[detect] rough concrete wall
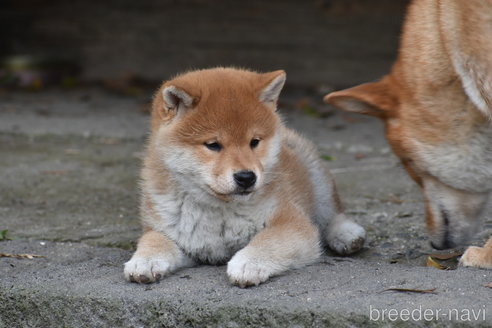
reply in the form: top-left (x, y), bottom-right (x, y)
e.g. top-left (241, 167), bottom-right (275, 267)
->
top-left (1, 0), bottom-right (408, 86)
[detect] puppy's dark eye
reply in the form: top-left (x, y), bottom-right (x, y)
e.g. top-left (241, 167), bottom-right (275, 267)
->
top-left (205, 142), bottom-right (222, 152)
top-left (250, 138), bottom-right (260, 149)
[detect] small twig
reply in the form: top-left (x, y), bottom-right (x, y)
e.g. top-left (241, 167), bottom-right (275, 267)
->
top-left (0, 252), bottom-right (45, 259)
top-left (381, 288), bottom-right (437, 294)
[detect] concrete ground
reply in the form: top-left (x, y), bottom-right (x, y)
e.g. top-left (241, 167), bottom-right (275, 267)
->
top-left (0, 88), bottom-right (491, 327)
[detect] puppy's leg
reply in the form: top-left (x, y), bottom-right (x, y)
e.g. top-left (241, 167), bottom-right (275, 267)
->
top-left (326, 213), bottom-right (366, 255)
top-left (227, 205), bottom-right (321, 288)
top-left (460, 236), bottom-right (492, 269)
top-left (124, 229), bottom-right (194, 283)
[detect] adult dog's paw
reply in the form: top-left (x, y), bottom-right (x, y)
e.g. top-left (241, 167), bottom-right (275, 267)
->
top-left (460, 246), bottom-right (492, 269)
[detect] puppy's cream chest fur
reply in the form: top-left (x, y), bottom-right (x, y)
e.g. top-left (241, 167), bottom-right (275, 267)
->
top-left (150, 192), bottom-right (276, 264)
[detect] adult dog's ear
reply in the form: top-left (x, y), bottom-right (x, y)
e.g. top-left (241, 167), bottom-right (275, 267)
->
top-left (324, 77), bottom-right (398, 119)
top-left (259, 70), bottom-right (286, 108)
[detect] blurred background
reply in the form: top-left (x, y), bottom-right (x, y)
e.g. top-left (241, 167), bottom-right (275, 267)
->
top-left (1, 0), bottom-right (409, 94)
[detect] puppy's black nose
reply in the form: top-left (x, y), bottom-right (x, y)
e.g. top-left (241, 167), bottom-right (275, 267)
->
top-left (233, 170), bottom-right (256, 189)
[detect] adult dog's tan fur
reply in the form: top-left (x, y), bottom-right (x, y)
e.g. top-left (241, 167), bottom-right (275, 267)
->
top-left (324, 0), bottom-right (492, 268)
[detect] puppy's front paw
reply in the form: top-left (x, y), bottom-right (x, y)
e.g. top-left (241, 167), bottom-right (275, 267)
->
top-left (460, 246), bottom-right (492, 269)
top-left (124, 256), bottom-right (172, 284)
top-left (227, 252), bottom-right (274, 288)
top-left (328, 220), bottom-right (366, 255)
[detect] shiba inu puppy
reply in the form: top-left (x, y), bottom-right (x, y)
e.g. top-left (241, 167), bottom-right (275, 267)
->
top-left (324, 0), bottom-right (492, 268)
top-left (124, 68), bottom-right (366, 286)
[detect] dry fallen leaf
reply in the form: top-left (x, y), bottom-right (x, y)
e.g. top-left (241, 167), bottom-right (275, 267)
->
top-left (0, 252), bottom-right (45, 259)
top-left (428, 251), bottom-right (463, 260)
top-left (384, 288), bottom-right (437, 294)
top-left (426, 256), bottom-right (446, 270)
top-left (485, 282), bottom-right (492, 289)
top-left (426, 253), bottom-right (460, 270)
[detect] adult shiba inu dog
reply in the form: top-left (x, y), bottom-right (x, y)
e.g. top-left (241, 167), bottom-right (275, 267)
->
top-left (124, 68), bottom-right (366, 287)
top-left (324, 0), bottom-right (492, 268)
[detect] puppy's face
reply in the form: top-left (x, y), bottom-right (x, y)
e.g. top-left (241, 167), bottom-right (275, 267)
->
top-left (324, 77), bottom-right (489, 249)
top-left (152, 68), bottom-right (285, 201)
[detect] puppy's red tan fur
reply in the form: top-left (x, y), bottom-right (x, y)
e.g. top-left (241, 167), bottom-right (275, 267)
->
top-left (324, 0), bottom-right (492, 268)
top-left (124, 68), bottom-right (366, 287)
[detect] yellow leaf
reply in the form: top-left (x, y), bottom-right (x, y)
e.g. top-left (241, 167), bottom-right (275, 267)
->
top-left (426, 256), bottom-right (446, 270)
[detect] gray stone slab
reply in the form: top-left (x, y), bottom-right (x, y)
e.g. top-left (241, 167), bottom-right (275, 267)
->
top-left (1, 240), bottom-right (491, 328)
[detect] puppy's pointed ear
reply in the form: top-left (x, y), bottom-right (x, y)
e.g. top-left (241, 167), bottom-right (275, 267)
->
top-left (323, 78), bottom-right (398, 119)
top-left (259, 70), bottom-right (286, 107)
top-left (154, 83), bottom-right (198, 121)
top-left (162, 85), bottom-right (194, 111)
